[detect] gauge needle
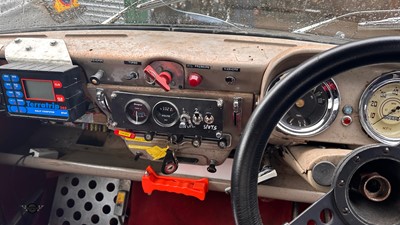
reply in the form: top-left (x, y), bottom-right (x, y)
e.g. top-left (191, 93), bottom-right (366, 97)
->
top-left (136, 111), bottom-right (138, 123)
top-left (372, 106), bottom-right (400, 125)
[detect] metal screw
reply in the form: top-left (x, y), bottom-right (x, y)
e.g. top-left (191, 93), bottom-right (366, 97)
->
top-left (217, 98), bottom-right (224, 108)
top-left (218, 141), bottom-right (227, 149)
top-left (14, 39), bottom-right (21, 44)
top-left (111, 93), bottom-right (117, 99)
top-left (50, 41), bottom-right (58, 46)
top-left (216, 131), bottom-right (223, 139)
top-left (25, 46), bottom-right (32, 51)
top-left (354, 155), bottom-right (361, 163)
top-left (384, 147), bottom-right (390, 154)
top-left (111, 122), bottom-right (118, 127)
top-left (342, 207), bottom-right (350, 214)
top-left (192, 139), bottom-right (201, 148)
top-left (338, 180), bottom-right (345, 187)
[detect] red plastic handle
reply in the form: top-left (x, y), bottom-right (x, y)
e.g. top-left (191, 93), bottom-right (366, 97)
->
top-left (144, 65), bottom-right (172, 91)
top-left (142, 166), bottom-right (209, 200)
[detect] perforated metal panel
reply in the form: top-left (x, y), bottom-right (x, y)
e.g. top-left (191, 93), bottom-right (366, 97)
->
top-left (49, 174), bottom-right (122, 225)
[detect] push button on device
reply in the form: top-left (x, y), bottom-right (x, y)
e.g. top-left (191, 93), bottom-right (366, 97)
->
top-left (10, 106), bottom-right (18, 113)
top-left (10, 75), bottom-right (19, 82)
top-left (18, 107), bottom-right (27, 113)
top-left (2, 75), bottom-right (10, 82)
top-left (15, 91), bottom-right (24, 98)
top-left (12, 83), bottom-right (22, 90)
top-left (56, 95), bottom-right (65, 102)
top-left (4, 83), bottom-right (12, 90)
top-left (53, 80), bottom-right (62, 88)
top-left (17, 99), bottom-right (25, 106)
top-left (8, 98), bottom-right (17, 105)
top-left (6, 91), bottom-right (15, 98)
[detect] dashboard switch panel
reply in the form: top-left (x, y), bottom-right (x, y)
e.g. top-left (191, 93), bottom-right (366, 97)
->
top-left (109, 91), bottom-right (224, 139)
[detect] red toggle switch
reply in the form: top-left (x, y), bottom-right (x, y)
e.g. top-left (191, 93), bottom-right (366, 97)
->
top-left (144, 65), bottom-right (172, 91)
top-left (188, 73), bottom-right (202, 87)
top-left (142, 166), bottom-right (209, 200)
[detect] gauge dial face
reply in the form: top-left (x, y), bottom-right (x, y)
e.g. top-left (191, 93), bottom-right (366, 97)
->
top-left (360, 74), bottom-right (400, 145)
top-left (125, 99), bottom-right (151, 125)
top-left (277, 79), bottom-right (340, 137)
top-left (152, 101), bottom-right (180, 127)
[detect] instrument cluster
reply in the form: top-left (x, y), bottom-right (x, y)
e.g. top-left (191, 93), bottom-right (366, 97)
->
top-left (269, 68), bottom-right (400, 146)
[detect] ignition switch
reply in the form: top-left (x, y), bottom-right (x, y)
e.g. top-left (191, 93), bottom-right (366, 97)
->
top-left (144, 65), bottom-right (172, 91)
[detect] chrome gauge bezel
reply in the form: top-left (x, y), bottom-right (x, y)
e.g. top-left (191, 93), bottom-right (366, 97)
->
top-left (125, 98), bottom-right (151, 125)
top-left (359, 73), bottom-right (400, 146)
top-left (152, 100), bottom-right (180, 128)
top-left (276, 79), bottom-right (340, 137)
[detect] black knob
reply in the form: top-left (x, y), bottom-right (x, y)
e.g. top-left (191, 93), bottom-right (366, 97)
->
top-left (207, 160), bottom-right (217, 173)
top-left (169, 134), bottom-right (183, 144)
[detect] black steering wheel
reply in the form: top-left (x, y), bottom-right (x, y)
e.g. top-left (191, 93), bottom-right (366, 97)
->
top-left (231, 36), bottom-right (400, 225)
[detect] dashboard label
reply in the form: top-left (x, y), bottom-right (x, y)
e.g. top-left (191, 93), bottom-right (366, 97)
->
top-left (222, 67), bottom-right (240, 72)
top-left (26, 108), bottom-right (69, 117)
top-left (186, 64), bottom-right (211, 70)
top-left (203, 124), bottom-right (218, 130)
top-left (124, 61), bottom-right (142, 65)
top-left (26, 101), bottom-right (61, 109)
top-left (90, 59), bottom-right (104, 63)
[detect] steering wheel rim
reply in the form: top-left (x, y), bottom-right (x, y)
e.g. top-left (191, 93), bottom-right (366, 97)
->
top-left (231, 36), bottom-right (400, 225)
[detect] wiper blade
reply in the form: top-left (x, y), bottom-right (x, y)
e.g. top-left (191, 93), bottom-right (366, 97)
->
top-left (293, 9), bottom-right (400, 34)
top-left (101, 1), bottom-right (139, 25)
top-left (358, 17), bottom-right (400, 30)
top-left (136, 0), bottom-right (185, 10)
top-left (137, 0), bottom-right (241, 29)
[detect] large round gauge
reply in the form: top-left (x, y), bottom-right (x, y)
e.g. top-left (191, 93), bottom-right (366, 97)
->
top-left (152, 101), bottom-right (180, 127)
top-left (273, 76), bottom-right (340, 137)
top-left (125, 99), bottom-right (151, 125)
top-left (359, 72), bottom-right (400, 146)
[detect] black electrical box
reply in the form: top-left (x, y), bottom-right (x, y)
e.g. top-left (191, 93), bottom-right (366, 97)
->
top-left (0, 62), bottom-right (88, 121)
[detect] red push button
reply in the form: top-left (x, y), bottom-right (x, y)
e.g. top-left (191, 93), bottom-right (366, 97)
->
top-left (56, 94), bottom-right (65, 102)
top-left (188, 73), bottom-right (202, 87)
top-left (53, 80), bottom-right (63, 88)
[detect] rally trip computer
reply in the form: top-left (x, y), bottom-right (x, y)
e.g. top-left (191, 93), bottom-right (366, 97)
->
top-left (0, 62), bottom-right (87, 121)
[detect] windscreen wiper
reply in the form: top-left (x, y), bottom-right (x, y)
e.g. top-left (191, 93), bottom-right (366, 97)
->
top-left (293, 9), bottom-right (400, 34)
top-left (358, 17), bottom-right (400, 30)
top-left (136, 0), bottom-right (185, 10)
top-left (101, 1), bottom-right (139, 24)
top-left (136, 0), bottom-right (241, 29)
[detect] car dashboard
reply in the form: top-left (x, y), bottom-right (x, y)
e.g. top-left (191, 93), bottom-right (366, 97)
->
top-left (0, 29), bottom-right (399, 203)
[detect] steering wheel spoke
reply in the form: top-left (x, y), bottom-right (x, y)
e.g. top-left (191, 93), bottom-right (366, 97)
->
top-left (286, 190), bottom-right (345, 225)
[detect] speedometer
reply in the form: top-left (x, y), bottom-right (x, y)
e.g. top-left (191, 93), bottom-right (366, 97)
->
top-left (359, 72), bottom-right (400, 146)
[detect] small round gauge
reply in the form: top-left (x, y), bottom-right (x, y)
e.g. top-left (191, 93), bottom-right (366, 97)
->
top-left (274, 78), bottom-right (340, 137)
top-left (125, 99), bottom-right (151, 125)
top-left (152, 101), bottom-right (180, 127)
top-left (359, 72), bottom-right (400, 146)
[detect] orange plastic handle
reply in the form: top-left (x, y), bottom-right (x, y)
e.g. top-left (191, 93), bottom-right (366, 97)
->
top-left (142, 166), bottom-right (209, 200)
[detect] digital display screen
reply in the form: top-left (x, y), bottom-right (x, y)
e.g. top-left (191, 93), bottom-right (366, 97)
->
top-left (23, 80), bottom-right (55, 101)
